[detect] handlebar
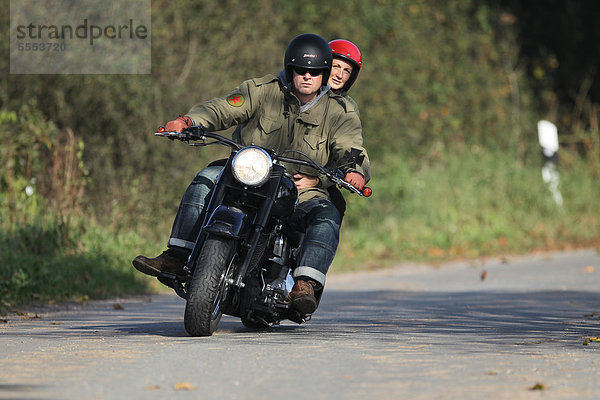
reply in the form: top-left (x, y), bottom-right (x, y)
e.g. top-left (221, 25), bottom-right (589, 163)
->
top-left (155, 126), bottom-right (372, 197)
top-left (156, 126), bottom-right (243, 150)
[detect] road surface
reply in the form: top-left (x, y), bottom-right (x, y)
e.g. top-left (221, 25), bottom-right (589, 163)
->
top-left (1, 250), bottom-right (599, 399)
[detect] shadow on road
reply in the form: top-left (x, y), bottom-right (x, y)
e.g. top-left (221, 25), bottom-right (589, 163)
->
top-left (3, 289), bottom-right (599, 347)
top-left (310, 289), bottom-right (600, 349)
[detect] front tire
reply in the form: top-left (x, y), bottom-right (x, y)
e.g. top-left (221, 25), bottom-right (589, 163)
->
top-left (184, 237), bottom-right (235, 336)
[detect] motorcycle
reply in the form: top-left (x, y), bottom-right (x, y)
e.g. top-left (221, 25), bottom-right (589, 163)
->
top-left (155, 125), bottom-right (371, 336)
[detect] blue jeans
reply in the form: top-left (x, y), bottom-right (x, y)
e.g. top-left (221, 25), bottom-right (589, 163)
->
top-left (168, 166), bottom-right (222, 250)
top-left (286, 198), bottom-right (341, 285)
top-left (168, 167), bottom-right (341, 286)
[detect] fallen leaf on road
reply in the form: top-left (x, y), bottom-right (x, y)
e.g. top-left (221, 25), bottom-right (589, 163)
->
top-left (21, 313), bottom-right (41, 320)
top-left (582, 265), bottom-right (595, 273)
top-left (113, 303), bottom-right (124, 310)
top-left (144, 385), bottom-right (160, 390)
top-left (529, 383), bottom-right (545, 391)
top-left (480, 270), bottom-right (488, 281)
top-left (583, 337), bottom-right (600, 345)
top-left (174, 382), bottom-right (196, 391)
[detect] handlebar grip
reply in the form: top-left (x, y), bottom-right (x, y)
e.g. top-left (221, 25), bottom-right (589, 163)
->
top-left (337, 180), bottom-right (371, 197)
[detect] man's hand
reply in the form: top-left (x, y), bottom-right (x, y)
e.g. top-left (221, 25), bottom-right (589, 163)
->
top-left (293, 174), bottom-right (320, 189)
top-left (344, 172), bottom-right (366, 190)
top-left (164, 115), bottom-right (193, 133)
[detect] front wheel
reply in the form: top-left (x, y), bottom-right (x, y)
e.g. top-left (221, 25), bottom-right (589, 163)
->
top-left (184, 237), bottom-right (236, 336)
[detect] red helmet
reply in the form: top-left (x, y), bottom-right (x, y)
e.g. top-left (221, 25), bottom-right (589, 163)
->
top-left (329, 39), bottom-right (362, 91)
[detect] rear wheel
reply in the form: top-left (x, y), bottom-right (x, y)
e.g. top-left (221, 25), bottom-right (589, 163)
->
top-left (184, 237), bottom-right (236, 336)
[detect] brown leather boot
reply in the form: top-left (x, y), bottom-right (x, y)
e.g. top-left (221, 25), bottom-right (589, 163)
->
top-left (132, 249), bottom-right (187, 279)
top-left (287, 279), bottom-right (318, 314)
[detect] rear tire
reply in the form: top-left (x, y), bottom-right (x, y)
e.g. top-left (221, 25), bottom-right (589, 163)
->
top-left (184, 237), bottom-right (235, 336)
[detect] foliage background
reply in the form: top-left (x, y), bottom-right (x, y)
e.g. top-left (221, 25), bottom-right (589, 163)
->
top-left (1, 0), bottom-right (599, 306)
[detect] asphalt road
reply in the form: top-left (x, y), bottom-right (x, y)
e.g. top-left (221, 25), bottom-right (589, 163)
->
top-left (1, 250), bottom-right (599, 399)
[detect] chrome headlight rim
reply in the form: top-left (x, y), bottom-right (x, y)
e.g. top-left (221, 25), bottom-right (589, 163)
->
top-left (231, 146), bottom-right (273, 187)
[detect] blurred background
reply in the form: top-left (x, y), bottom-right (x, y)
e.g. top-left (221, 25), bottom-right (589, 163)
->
top-left (1, 0), bottom-right (599, 306)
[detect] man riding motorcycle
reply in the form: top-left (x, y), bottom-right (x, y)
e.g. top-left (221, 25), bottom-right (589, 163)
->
top-left (133, 33), bottom-right (370, 315)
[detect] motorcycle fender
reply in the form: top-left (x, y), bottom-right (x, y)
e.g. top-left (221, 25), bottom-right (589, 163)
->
top-left (204, 205), bottom-right (248, 239)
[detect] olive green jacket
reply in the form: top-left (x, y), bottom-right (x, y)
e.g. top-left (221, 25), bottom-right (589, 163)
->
top-left (186, 74), bottom-right (370, 202)
top-left (340, 93), bottom-right (360, 118)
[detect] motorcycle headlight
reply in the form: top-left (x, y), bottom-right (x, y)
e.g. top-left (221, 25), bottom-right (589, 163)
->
top-left (232, 147), bottom-right (272, 187)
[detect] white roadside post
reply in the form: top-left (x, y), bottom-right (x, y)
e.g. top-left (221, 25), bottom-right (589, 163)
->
top-left (537, 120), bottom-right (563, 207)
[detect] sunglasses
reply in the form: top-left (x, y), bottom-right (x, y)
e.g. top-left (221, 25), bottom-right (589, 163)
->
top-left (293, 67), bottom-right (323, 77)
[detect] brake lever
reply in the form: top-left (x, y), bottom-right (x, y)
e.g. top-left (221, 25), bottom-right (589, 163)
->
top-left (155, 126), bottom-right (198, 142)
top-left (155, 126), bottom-right (180, 138)
top-left (328, 172), bottom-right (372, 197)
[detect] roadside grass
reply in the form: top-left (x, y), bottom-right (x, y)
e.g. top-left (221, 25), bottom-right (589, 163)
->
top-left (334, 146), bottom-right (600, 270)
top-left (0, 218), bottom-right (160, 312)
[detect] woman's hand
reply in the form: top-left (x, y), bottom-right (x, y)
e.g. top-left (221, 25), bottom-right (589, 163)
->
top-left (293, 174), bottom-right (320, 189)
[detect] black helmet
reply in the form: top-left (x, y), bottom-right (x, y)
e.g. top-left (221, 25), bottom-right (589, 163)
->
top-left (284, 33), bottom-right (332, 87)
